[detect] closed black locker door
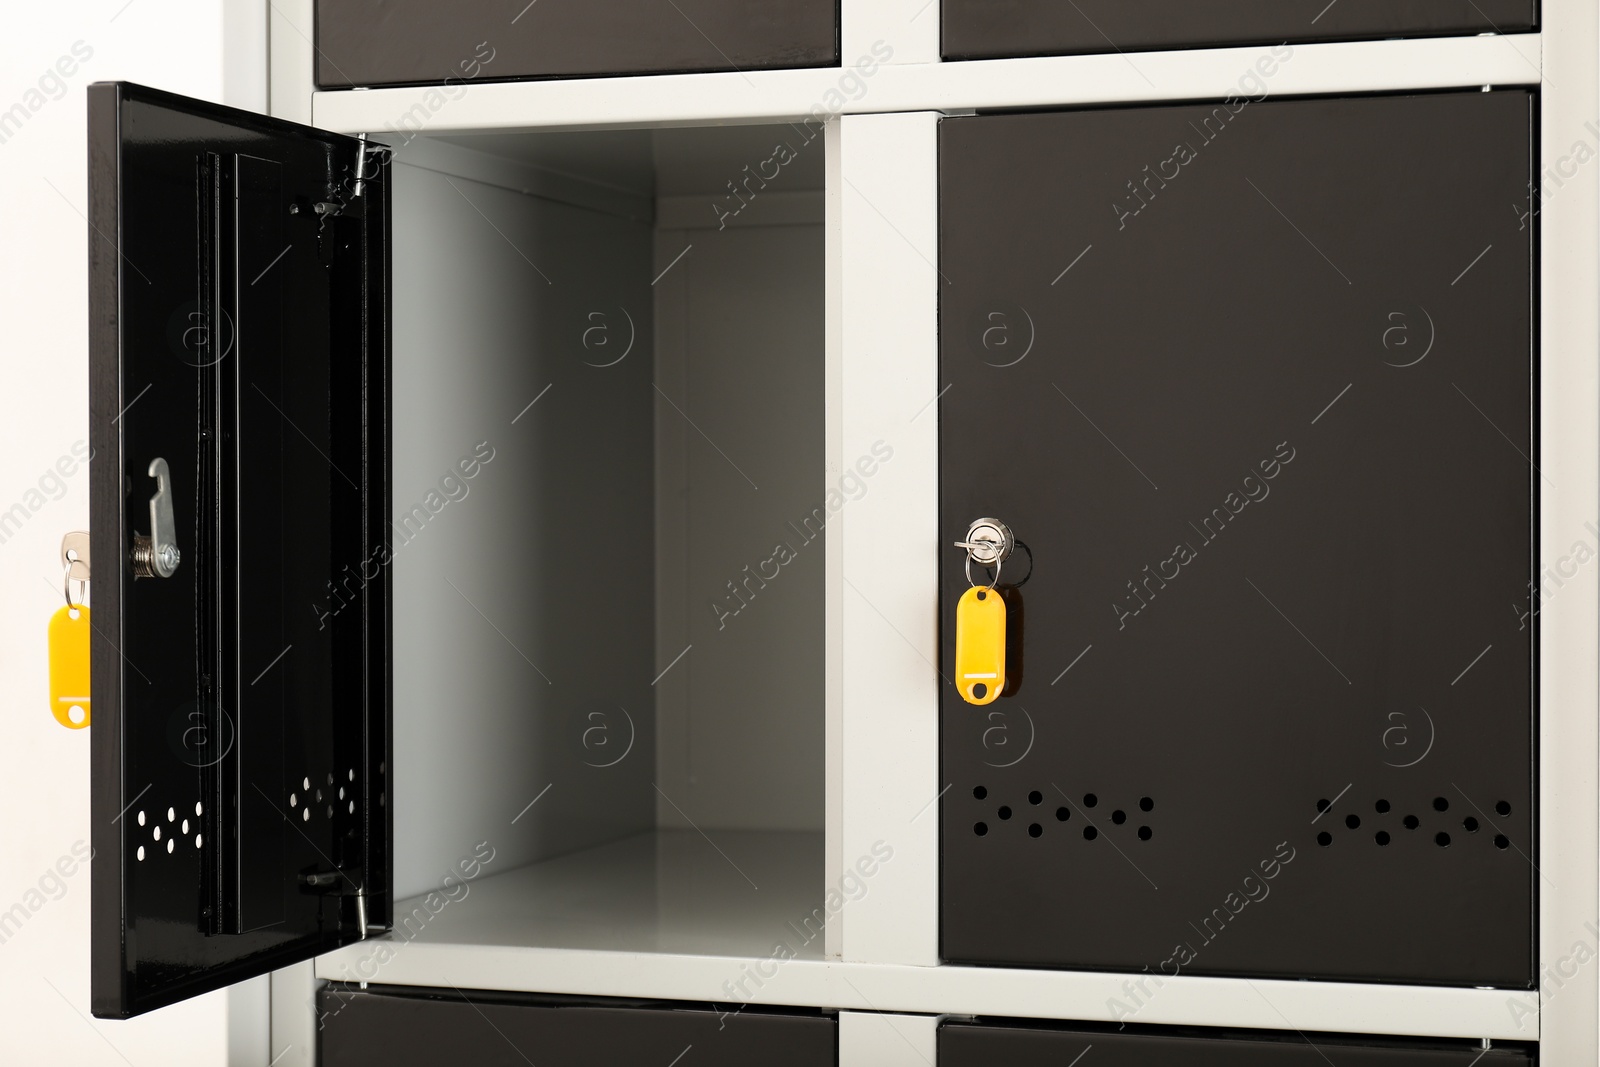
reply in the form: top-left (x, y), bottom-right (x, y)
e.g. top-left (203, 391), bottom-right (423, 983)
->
top-left (939, 1021), bottom-right (1534, 1065)
top-left (942, 1), bottom-right (1536, 61)
top-left (88, 82), bottom-right (390, 1018)
top-left (317, 986), bottom-right (838, 1066)
top-left (938, 92), bottom-right (1534, 986)
top-left (312, 0), bottom-right (840, 89)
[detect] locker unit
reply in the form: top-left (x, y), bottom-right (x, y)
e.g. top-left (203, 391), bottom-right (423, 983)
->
top-left (317, 986), bottom-right (837, 1067)
top-left (939, 1019), bottom-right (1534, 1065)
top-left (80, 0), bottom-right (1597, 1061)
top-left (312, 0), bottom-right (840, 88)
top-left (941, 1), bottom-right (1537, 61)
top-left (937, 91), bottom-right (1536, 985)
top-left (90, 82), bottom-right (828, 1018)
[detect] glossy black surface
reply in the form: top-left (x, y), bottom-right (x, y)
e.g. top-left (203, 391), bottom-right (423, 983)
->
top-left (940, 1021), bottom-right (1534, 1065)
top-left (88, 81), bottom-right (390, 1018)
top-left (313, 0), bottom-right (840, 89)
top-left (318, 986), bottom-right (837, 1066)
top-left (942, 0), bottom-right (1536, 60)
top-left (939, 92), bottom-right (1535, 985)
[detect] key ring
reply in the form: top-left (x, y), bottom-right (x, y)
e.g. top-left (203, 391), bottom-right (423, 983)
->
top-left (965, 553), bottom-right (1002, 590)
top-left (63, 553), bottom-right (87, 611)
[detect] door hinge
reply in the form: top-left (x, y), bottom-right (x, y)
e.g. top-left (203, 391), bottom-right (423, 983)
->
top-left (299, 868), bottom-right (370, 938)
top-left (352, 133), bottom-right (391, 200)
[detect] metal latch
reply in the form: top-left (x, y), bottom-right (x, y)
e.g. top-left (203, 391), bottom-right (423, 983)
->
top-left (130, 457), bottom-right (179, 579)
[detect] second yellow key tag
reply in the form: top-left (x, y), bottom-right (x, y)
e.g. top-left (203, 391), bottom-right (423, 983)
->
top-left (955, 585), bottom-right (1006, 706)
top-left (49, 604), bottom-right (92, 729)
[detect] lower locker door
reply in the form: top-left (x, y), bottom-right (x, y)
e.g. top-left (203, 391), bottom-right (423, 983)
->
top-left (317, 985), bottom-right (838, 1067)
top-left (939, 1021), bottom-right (1533, 1065)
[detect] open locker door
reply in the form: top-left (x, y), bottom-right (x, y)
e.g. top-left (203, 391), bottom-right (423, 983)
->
top-left (87, 82), bottom-right (390, 1018)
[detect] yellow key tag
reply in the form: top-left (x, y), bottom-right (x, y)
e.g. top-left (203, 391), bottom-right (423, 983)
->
top-left (955, 585), bottom-right (1005, 705)
top-left (48, 604), bottom-right (91, 729)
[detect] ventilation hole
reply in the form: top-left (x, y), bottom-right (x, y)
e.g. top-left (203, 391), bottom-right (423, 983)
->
top-left (301, 808), bottom-right (310, 822)
top-left (1375, 799), bottom-right (1390, 814)
top-left (998, 805), bottom-right (1012, 820)
top-left (1137, 825), bottom-right (1152, 841)
top-left (972, 682), bottom-right (988, 699)
top-left (348, 801), bottom-right (355, 814)
top-left (195, 802), bottom-right (203, 816)
top-left (1375, 831), bottom-right (1390, 846)
top-left (1345, 814), bottom-right (1360, 830)
top-left (1494, 834), bottom-right (1510, 850)
top-left (1028, 823), bottom-right (1042, 838)
top-left (167, 807), bottom-right (175, 822)
top-left (326, 805), bottom-right (334, 818)
top-left (1316, 798), bottom-right (1330, 813)
top-left (974, 822), bottom-right (988, 836)
top-left (1316, 831), bottom-right (1332, 847)
top-left (315, 789), bottom-right (323, 802)
top-left (195, 834), bottom-right (202, 848)
top-left (1496, 800), bottom-right (1512, 816)
top-left (303, 777), bottom-right (311, 790)
top-left (1435, 832), bottom-right (1451, 847)
top-left (327, 773), bottom-right (335, 785)
top-left (1028, 790), bottom-right (1043, 806)
top-left (378, 762), bottom-right (385, 775)
top-left (137, 811), bottom-right (145, 827)
top-left (136, 846), bottom-right (145, 861)
top-left (379, 792), bottom-right (385, 807)
top-left (1083, 826), bottom-right (1098, 841)
top-left (1463, 817), bottom-right (1480, 833)
top-left (1084, 793), bottom-right (1098, 808)
top-left (166, 839), bottom-right (174, 854)
top-left (153, 826), bottom-right (161, 841)
top-left (1403, 814), bottom-right (1420, 830)
top-left (1139, 796), bottom-right (1154, 812)
top-left (1433, 796), bottom-right (1449, 812)
top-left (1055, 807), bottom-right (1070, 822)
top-left (181, 819), bottom-right (189, 835)
top-left (289, 793), bottom-right (298, 807)
top-left (973, 786), bottom-right (988, 800)
top-left (339, 787), bottom-right (346, 800)
top-left (1111, 809), bottom-right (1126, 825)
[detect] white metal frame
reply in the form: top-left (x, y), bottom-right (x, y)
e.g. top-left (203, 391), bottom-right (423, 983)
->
top-left (266, 2), bottom-right (1597, 1058)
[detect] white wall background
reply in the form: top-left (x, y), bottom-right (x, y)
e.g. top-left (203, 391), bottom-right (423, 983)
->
top-left (0, 1), bottom-right (264, 1062)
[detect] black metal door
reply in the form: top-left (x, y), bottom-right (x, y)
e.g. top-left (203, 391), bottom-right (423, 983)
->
top-left (939, 1021), bottom-right (1534, 1065)
top-left (318, 986), bottom-right (838, 1066)
top-left (942, 1), bottom-right (1536, 61)
top-left (312, 0), bottom-right (839, 89)
top-left (939, 91), bottom-right (1534, 986)
top-left (88, 82), bottom-right (390, 1018)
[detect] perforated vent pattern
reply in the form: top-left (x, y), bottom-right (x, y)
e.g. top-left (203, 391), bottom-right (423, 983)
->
top-left (968, 785), bottom-right (1156, 842)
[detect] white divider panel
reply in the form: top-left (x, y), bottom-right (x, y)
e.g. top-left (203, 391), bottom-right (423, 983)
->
top-left (825, 117), bottom-right (845, 959)
top-left (842, 0), bottom-right (941, 69)
top-left (1538, 0), bottom-right (1600, 1061)
top-left (837, 111), bottom-right (941, 967)
top-left (839, 1011), bottom-right (940, 1067)
top-left (309, 36), bottom-right (1540, 136)
top-left (266, 0), bottom-right (314, 124)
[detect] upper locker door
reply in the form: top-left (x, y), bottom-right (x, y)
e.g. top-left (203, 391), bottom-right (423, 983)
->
top-left (942, 1), bottom-right (1537, 60)
top-left (88, 82), bottom-right (390, 1018)
top-left (939, 91), bottom-right (1534, 986)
